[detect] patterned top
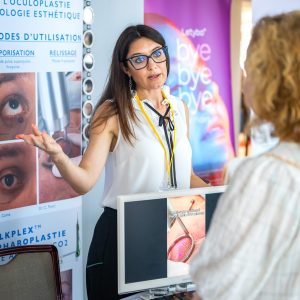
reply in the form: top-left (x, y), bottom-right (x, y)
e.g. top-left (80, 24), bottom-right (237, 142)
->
top-left (190, 141), bottom-right (300, 300)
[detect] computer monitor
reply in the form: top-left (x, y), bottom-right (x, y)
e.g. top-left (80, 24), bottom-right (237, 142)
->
top-left (117, 186), bottom-right (227, 297)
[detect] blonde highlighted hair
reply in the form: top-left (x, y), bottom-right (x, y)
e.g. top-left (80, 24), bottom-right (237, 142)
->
top-left (245, 10), bottom-right (300, 142)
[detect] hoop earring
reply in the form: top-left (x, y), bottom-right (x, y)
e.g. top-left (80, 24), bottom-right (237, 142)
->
top-left (129, 76), bottom-right (136, 97)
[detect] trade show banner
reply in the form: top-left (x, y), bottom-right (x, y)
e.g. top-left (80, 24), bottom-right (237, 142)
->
top-left (144, 0), bottom-right (235, 185)
top-left (0, 1), bottom-right (83, 299)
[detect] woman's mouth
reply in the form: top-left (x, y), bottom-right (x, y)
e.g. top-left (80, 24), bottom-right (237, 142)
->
top-left (148, 74), bottom-right (161, 80)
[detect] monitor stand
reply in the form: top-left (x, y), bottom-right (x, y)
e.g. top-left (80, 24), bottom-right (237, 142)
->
top-left (138, 282), bottom-right (196, 300)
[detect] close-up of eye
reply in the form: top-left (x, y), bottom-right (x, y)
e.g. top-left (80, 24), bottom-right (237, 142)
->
top-left (1, 94), bottom-right (27, 124)
top-left (0, 143), bottom-right (37, 210)
top-left (0, 73), bottom-right (35, 141)
top-left (0, 170), bottom-right (22, 192)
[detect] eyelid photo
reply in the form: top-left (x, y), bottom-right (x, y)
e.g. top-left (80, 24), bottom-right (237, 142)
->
top-left (167, 195), bottom-right (205, 265)
top-left (0, 142), bottom-right (37, 211)
top-left (37, 71), bottom-right (82, 203)
top-left (0, 72), bottom-right (36, 142)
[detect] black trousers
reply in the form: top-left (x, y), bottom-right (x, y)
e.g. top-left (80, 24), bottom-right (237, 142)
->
top-left (86, 207), bottom-right (135, 300)
top-left (86, 207), bottom-right (119, 300)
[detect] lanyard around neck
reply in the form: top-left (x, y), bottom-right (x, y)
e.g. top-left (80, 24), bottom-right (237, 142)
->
top-left (135, 91), bottom-right (177, 181)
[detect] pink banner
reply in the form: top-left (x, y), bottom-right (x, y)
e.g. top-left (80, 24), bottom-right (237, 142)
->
top-left (145, 0), bottom-right (234, 185)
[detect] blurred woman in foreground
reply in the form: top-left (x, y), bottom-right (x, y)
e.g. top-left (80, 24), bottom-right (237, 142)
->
top-left (190, 10), bottom-right (300, 300)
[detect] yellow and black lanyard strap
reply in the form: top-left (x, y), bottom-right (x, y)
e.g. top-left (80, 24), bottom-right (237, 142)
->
top-left (135, 92), bottom-right (177, 188)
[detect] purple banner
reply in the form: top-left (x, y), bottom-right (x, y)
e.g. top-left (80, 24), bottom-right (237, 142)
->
top-left (145, 0), bottom-right (234, 185)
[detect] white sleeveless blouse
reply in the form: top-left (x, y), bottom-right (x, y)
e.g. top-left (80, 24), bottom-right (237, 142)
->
top-left (102, 88), bottom-right (192, 209)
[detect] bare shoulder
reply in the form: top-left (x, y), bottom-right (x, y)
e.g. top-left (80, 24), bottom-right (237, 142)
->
top-left (180, 100), bottom-right (190, 123)
top-left (181, 100), bottom-right (189, 115)
top-left (179, 100), bottom-right (190, 134)
top-left (93, 99), bottom-right (116, 117)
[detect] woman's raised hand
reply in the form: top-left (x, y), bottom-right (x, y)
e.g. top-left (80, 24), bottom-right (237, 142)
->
top-left (16, 124), bottom-right (63, 158)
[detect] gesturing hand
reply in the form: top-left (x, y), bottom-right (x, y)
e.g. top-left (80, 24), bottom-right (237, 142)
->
top-left (16, 124), bottom-right (63, 159)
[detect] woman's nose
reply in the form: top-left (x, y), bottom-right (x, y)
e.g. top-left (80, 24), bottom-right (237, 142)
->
top-left (147, 57), bottom-right (157, 69)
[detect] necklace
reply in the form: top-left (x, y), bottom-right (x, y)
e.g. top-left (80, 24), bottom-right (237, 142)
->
top-left (135, 90), bottom-right (177, 188)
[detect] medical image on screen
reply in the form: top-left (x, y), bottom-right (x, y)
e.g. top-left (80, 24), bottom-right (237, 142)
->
top-left (167, 195), bottom-right (205, 277)
top-left (122, 191), bottom-right (222, 292)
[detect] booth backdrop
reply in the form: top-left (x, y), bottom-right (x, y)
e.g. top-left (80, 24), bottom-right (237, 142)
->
top-left (0, 1), bottom-right (84, 299)
top-left (144, 0), bottom-right (235, 185)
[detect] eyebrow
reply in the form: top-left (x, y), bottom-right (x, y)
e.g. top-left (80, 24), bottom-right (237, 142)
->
top-left (0, 73), bottom-right (18, 86)
top-left (0, 146), bottom-right (24, 160)
top-left (129, 46), bottom-right (162, 58)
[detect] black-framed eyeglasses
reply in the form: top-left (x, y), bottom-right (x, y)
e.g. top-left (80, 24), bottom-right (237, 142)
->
top-left (124, 46), bottom-right (168, 70)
